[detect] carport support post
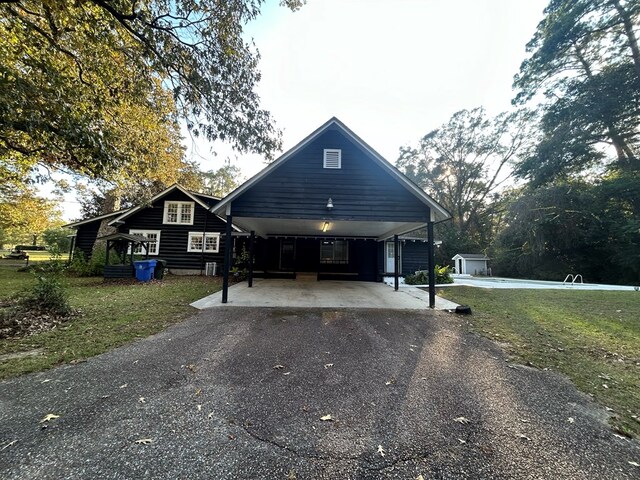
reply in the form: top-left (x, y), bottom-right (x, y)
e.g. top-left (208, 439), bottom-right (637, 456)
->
top-left (427, 219), bottom-right (436, 308)
top-left (222, 205), bottom-right (233, 304)
top-left (394, 234), bottom-right (399, 291)
top-left (248, 231), bottom-right (255, 287)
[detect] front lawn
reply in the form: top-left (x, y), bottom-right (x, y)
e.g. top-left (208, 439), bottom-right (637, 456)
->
top-left (0, 267), bottom-right (221, 379)
top-left (438, 287), bottom-right (640, 437)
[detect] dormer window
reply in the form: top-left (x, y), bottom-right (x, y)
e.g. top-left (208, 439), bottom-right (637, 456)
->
top-left (323, 149), bottom-right (341, 169)
top-left (163, 201), bottom-right (194, 225)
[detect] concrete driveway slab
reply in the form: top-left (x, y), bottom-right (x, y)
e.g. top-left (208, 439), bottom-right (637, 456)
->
top-left (190, 279), bottom-right (460, 310)
top-left (1, 307), bottom-right (638, 479)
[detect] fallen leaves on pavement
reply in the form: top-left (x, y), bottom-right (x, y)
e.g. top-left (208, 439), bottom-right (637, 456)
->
top-left (40, 414), bottom-right (60, 423)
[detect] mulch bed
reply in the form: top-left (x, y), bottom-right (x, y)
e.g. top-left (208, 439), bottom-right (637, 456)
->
top-left (0, 299), bottom-right (76, 340)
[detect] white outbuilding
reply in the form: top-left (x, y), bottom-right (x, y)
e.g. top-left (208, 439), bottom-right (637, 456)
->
top-left (452, 253), bottom-right (490, 276)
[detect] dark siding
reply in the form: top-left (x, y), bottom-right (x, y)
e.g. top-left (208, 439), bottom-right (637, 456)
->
top-left (402, 241), bottom-right (429, 274)
top-left (122, 190), bottom-right (228, 271)
top-left (231, 127), bottom-right (430, 222)
top-left (74, 222), bottom-right (101, 259)
top-left (376, 240), bottom-right (429, 276)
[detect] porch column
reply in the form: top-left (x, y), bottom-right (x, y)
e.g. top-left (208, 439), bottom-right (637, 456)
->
top-left (427, 219), bottom-right (436, 308)
top-left (394, 234), bottom-right (399, 291)
top-left (222, 204), bottom-right (233, 304)
top-left (248, 230), bottom-right (255, 287)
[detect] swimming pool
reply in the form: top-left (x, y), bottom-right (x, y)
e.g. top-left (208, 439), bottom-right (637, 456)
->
top-left (447, 275), bottom-right (638, 291)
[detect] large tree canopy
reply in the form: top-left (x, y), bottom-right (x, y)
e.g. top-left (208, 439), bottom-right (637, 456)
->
top-left (397, 108), bottom-right (530, 255)
top-left (514, 0), bottom-right (640, 183)
top-left (0, 0), bottom-right (302, 188)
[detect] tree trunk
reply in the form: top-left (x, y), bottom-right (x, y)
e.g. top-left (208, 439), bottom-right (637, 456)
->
top-left (93, 190), bottom-right (121, 252)
top-left (574, 43), bottom-right (636, 166)
top-left (611, 0), bottom-right (640, 81)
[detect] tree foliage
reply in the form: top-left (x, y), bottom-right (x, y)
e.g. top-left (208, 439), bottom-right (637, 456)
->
top-left (0, 189), bottom-right (63, 247)
top-left (397, 108), bottom-right (530, 256)
top-left (1, 1), bottom-right (302, 188)
top-left (492, 177), bottom-right (640, 283)
top-left (514, 0), bottom-right (640, 183)
top-left (489, 0), bottom-right (640, 284)
top-left (42, 227), bottom-right (73, 253)
top-left (198, 161), bottom-right (245, 198)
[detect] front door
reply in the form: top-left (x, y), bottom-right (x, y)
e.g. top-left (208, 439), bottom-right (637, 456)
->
top-left (386, 241), bottom-right (401, 273)
top-left (280, 239), bottom-right (295, 271)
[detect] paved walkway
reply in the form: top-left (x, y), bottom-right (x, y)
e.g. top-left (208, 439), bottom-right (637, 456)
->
top-left (191, 279), bottom-right (460, 310)
top-left (1, 307), bottom-right (638, 479)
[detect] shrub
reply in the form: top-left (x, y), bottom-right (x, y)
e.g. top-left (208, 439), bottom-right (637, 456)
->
top-left (68, 246), bottom-right (110, 277)
top-left (435, 264), bottom-right (454, 284)
top-left (405, 271), bottom-right (428, 285)
top-left (230, 246), bottom-right (250, 281)
top-left (19, 253), bottom-right (71, 316)
top-left (404, 265), bottom-right (454, 285)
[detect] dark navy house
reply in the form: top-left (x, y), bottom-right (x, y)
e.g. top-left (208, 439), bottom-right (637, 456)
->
top-left (213, 118), bottom-right (450, 306)
top-left (66, 118), bottom-right (450, 307)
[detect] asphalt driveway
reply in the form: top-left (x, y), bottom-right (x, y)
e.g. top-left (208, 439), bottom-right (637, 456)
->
top-left (1, 307), bottom-right (638, 479)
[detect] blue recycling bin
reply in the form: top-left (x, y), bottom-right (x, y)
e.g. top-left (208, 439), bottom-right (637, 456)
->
top-left (134, 259), bottom-right (157, 282)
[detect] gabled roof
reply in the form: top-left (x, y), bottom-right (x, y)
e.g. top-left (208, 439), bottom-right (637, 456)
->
top-left (108, 184), bottom-right (213, 226)
top-left (452, 253), bottom-right (490, 260)
top-left (212, 117), bottom-right (451, 223)
top-left (63, 208), bottom-right (131, 229)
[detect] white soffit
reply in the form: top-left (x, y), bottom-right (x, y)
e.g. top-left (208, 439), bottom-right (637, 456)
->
top-left (231, 217), bottom-right (426, 240)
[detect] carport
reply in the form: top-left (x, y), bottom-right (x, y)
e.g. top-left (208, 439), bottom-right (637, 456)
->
top-left (211, 118), bottom-right (451, 307)
top-left (211, 117), bottom-right (451, 308)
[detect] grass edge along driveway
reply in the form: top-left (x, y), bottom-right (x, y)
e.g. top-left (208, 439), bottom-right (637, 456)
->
top-left (438, 286), bottom-right (640, 438)
top-left (0, 268), bottom-right (221, 380)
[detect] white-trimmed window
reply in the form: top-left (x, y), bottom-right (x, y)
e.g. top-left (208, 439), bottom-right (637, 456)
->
top-left (323, 149), bottom-right (342, 169)
top-left (187, 232), bottom-right (220, 253)
top-left (128, 230), bottom-right (160, 256)
top-left (163, 201), bottom-right (194, 225)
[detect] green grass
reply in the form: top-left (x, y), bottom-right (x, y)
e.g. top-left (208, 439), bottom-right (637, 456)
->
top-left (0, 268), bottom-right (221, 379)
top-left (0, 249), bottom-right (57, 262)
top-left (439, 287), bottom-right (640, 437)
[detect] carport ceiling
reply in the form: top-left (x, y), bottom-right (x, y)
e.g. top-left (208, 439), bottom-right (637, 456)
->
top-left (232, 217), bottom-right (426, 240)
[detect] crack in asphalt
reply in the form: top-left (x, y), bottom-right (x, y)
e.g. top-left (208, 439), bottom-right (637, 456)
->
top-left (239, 424), bottom-right (431, 472)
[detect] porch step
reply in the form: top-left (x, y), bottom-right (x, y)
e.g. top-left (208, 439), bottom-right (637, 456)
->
top-left (295, 272), bottom-right (318, 282)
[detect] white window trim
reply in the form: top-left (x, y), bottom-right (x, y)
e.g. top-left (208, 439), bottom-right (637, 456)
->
top-left (323, 149), bottom-right (342, 169)
top-left (128, 229), bottom-right (161, 256)
top-left (163, 201), bottom-right (195, 225)
top-left (187, 232), bottom-right (220, 253)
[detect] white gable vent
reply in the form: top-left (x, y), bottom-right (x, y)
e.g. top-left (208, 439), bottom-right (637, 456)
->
top-left (323, 149), bottom-right (342, 169)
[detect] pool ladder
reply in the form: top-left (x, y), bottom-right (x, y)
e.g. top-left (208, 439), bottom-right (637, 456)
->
top-left (563, 274), bottom-right (583, 285)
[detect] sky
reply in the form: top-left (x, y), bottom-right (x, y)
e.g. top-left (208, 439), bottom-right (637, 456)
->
top-left (56, 0), bottom-right (548, 221)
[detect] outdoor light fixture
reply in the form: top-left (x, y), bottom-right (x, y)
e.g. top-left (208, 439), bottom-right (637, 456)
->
top-left (326, 197), bottom-right (334, 210)
top-left (322, 222), bottom-right (330, 233)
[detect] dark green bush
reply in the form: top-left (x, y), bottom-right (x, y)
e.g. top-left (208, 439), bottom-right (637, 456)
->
top-left (20, 255), bottom-right (71, 316)
top-left (68, 247), bottom-right (109, 276)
